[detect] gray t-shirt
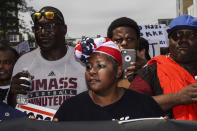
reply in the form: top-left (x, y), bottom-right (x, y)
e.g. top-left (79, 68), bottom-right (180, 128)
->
top-left (12, 46), bottom-right (87, 110)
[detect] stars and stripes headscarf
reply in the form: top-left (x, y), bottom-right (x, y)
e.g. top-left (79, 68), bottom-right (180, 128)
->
top-left (74, 37), bottom-right (122, 65)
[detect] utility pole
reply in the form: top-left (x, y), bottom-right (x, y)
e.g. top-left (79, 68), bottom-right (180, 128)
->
top-left (176, 0), bottom-right (183, 16)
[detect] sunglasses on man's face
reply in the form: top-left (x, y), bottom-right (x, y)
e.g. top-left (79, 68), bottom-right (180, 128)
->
top-left (31, 12), bottom-right (63, 22)
top-left (32, 23), bottom-right (59, 32)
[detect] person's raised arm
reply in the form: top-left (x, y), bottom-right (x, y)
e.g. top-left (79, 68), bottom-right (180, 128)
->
top-left (153, 83), bottom-right (197, 112)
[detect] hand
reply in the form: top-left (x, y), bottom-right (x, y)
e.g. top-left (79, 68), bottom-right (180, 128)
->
top-left (125, 62), bottom-right (137, 80)
top-left (10, 72), bottom-right (33, 95)
top-left (29, 115), bottom-right (36, 120)
top-left (125, 61), bottom-right (144, 81)
top-left (176, 83), bottom-right (197, 105)
top-left (53, 118), bottom-right (59, 122)
top-left (163, 115), bottom-right (170, 120)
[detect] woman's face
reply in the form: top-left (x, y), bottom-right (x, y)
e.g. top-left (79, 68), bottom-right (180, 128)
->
top-left (85, 53), bottom-right (120, 94)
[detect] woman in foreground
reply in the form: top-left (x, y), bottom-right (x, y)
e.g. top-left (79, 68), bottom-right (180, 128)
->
top-left (53, 37), bottom-right (164, 121)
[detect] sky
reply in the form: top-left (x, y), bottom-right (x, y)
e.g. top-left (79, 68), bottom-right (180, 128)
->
top-left (24, 0), bottom-right (177, 38)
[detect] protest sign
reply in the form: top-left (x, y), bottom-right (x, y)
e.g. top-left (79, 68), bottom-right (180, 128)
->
top-left (139, 24), bottom-right (168, 48)
top-left (148, 40), bottom-right (160, 58)
top-left (14, 40), bottom-right (30, 55)
top-left (139, 24), bottom-right (168, 57)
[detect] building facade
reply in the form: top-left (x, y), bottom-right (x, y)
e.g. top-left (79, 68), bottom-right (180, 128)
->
top-left (0, 1), bottom-right (22, 46)
top-left (188, 0), bottom-right (197, 17)
top-left (176, 0), bottom-right (195, 16)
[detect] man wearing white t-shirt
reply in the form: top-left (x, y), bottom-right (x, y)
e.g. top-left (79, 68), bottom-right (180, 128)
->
top-left (8, 6), bottom-right (87, 110)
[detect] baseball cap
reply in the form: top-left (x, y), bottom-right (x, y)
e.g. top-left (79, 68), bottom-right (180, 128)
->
top-left (167, 15), bottom-right (197, 37)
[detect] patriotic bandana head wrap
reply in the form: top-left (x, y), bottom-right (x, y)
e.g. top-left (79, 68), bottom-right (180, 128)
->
top-left (74, 37), bottom-right (122, 65)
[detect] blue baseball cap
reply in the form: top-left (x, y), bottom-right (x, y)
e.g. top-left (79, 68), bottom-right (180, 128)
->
top-left (167, 15), bottom-right (197, 37)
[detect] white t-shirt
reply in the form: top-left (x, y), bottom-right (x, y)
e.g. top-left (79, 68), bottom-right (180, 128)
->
top-left (13, 46), bottom-right (87, 110)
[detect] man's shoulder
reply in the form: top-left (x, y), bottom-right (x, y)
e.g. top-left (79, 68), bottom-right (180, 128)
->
top-left (12, 48), bottom-right (40, 75)
top-left (66, 46), bottom-right (85, 68)
top-left (137, 63), bottom-right (157, 78)
top-left (66, 46), bottom-right (75, 55)
top-left (17, 48), bottom-right (39, 61)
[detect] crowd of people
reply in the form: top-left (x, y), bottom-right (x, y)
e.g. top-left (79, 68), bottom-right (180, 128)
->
top-left (1, 6), bottom-right (197, 122)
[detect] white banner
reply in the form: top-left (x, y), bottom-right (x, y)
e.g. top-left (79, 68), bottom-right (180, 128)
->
top-left (16, 103), bottom-right (57, 121)
top-left (139, 24), bottom-right (168, 48)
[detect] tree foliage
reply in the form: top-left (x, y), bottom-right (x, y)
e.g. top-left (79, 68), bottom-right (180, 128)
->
top-left (0, 0), bottom-right (35, 30)
top-left (0, 0), bottom-right (35, 39)
top-left (0, 0), bottom-right (35, 12)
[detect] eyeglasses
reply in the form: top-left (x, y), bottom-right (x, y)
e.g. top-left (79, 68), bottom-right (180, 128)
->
top-left (32, 23), bottom-right (59, 32)
top-left (31, 11), bottom-right (64, 23)
top-left (170, 30), bottom-right (197, 41)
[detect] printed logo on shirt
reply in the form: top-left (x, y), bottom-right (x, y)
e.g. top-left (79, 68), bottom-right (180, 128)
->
top-left (28, 77), bottom-right (78, 107)
top-left (48, 71), bottom-right (56, 76)
top-left (112, 116), bottom-right (130, 121)
top-left (119, 116), bottom-right (130, 121)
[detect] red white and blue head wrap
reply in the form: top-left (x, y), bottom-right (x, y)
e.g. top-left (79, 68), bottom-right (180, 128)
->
top-left (74, 37), bottom-right (122, 65)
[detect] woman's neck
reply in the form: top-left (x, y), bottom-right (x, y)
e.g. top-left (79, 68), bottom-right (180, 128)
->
top-left (88, 87), bottom-right (125, 107)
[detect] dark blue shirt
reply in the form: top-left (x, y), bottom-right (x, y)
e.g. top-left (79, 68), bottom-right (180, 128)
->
top-left (0, 102), bottom-right (26, 121)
